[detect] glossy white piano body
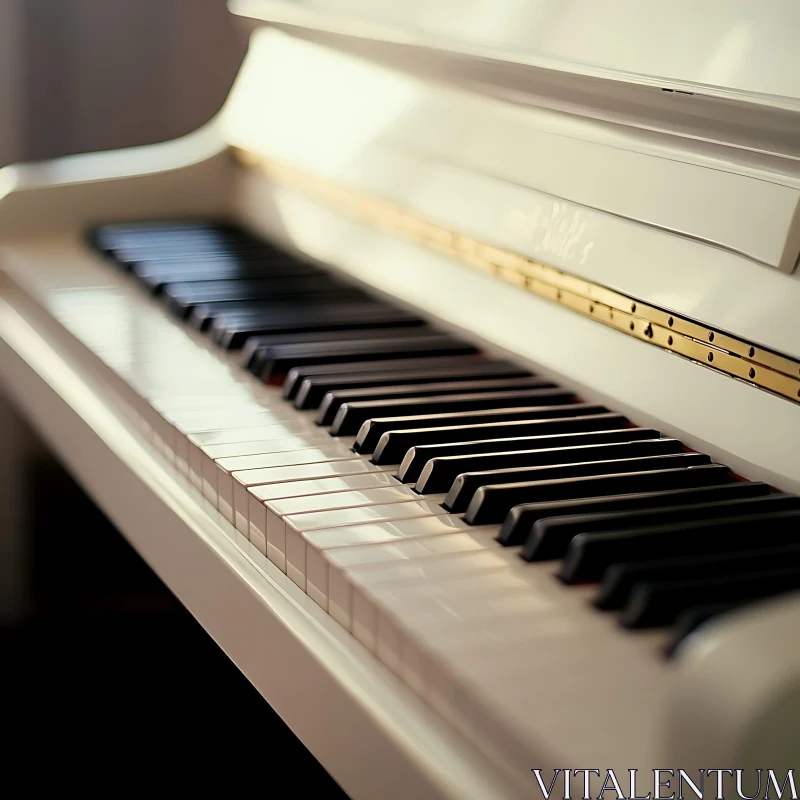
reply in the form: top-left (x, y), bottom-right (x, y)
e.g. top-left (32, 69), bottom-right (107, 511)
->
top-left (1, 3), bottom-right (799, 796)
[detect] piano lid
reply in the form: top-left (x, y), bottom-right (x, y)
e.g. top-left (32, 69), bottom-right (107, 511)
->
top-left (231, 0), bottom-right (800, 105)
top-left (230, 2), bottom-right (800, 187)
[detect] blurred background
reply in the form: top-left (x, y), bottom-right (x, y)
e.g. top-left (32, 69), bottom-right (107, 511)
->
top-left (0, 0), bottom-right (246, 167)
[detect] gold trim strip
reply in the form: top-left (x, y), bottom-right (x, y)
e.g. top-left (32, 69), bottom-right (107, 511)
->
top-left (234, 148), bottom-right (800, 406)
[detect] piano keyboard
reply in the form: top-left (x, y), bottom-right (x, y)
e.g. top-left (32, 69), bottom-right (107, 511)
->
top-left (86, 219), bottom-right (800, 669)
top-left (0, 216), bottom-right (774, 776)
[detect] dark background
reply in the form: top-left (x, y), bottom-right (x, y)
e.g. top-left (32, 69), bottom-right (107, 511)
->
top-left (2, 426), bottom-right (348, 795)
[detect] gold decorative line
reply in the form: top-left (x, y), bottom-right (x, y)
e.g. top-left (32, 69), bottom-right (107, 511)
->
top-left (234, 147), bottom-right (800, 406)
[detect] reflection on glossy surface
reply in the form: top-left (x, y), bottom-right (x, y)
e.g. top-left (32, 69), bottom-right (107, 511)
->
top-left (225, 28), bottom-right (416, 173)
top-left (244, 0), bottom-right (800, 98)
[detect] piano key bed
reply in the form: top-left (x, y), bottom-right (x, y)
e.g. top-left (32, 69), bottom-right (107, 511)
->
top-left (86, 219), bottom-right (800, 666)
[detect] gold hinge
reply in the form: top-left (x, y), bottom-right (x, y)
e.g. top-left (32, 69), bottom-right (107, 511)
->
top-left (233, 147), bottom-right (800, 406)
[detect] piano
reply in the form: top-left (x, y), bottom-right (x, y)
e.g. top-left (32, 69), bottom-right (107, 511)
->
top-left (1, 1), bottom-right (798, 796)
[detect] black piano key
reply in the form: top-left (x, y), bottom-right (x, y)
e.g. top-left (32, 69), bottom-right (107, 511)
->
top-left (134, 259), bottom-right (320, 293)
top-left (211, 295), bottom-right (406, 339)
top-left (416, 438), bottom-right (683, 495)
top-left (503, 481), bottom-right (770, 548)
top-left (111, 228), bottom-right (256, 246)
top-left (243, 328), bottom-right (441, 374)
top-left (116, 234), bottom-right (264, 251)
top-left (257, 335), bottom-right (478, 381)
top-left (110, 247), bottom-right (270, 270)
top-left (446, 452), bottom-right (711, 513)
top-left (622, 565), bottom-right (800, 628)
top-left (559, 509), bottom-right (800, 584)
top-left (242, 328), bottom-right (439, 373)
top-left (464, 464), bottom-right (730, 526)
top-left (92, 223), bottom-right (248, 260)
top-left (316, 376), bottom-right (552, 426)
top-left (130, 249), bottom-right (304, 268)
top-left (251, 334), bottom-right (469, 380)
top-left (124, 249), bottom-right (270, 271)
top-left (281, 355), bottom-right (490, 400)
top-left (106, 231), bottom-right (270, 253)
top-left (189, 292), bottom-right (368, 330)
top-left (597, 538), bottom-right (800, 610)
top-left (211, 300), bottom-right (385, 330)
top-left (93, 219), bottom-right (230, 241)
top-left (399, 428), bottom-right (660, 484)
top-left (93, 219), bottom-right (239, 239)
top-left (528, 489), bottom-right (795, 562)
top-left (364, 405), bottom-right (615, 460)
top-left (244, 331), bottom-right (448, 370)
top-left (163, 275), bottom-right (360, 317)
top-left (213, 305), bottom-right (425, 351)
top-left (666, 603), bottom-right (745, 657)
top-left (331, 387), bottom-right (582, 437)
top-left (294, 361), bottom-right (530, 410)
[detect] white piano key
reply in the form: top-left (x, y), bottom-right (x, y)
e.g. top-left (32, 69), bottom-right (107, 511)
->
top-left (377, 609), bottom-right (405, 675)
top-left (286, 498), bottom-right (449, 596)
top-left (186, 424), bottom-right (317, 478)
top-left (316, 516), bottom-right (495, 628)
top-left (200, 433), bottom-right (331, 494)
top-left (201, 433), bottom-right (334, 460)
top-left (162, 394), bottom-right (297, 416)
top-left (324, 527), bottom-right (499, 628)
top-left (176, 418), bottom-right (310, 477)
top-left (188, 427), bottom-right (312, 495)
top-left (152, 413), bottom-right (179, 464)
top-left (208, 445), bottom-right (353, 506)
top-left (227, 459), bottom-right (396, 534)
top-left (264, 484), bottom-right (419, 573)
top-left (349, 567), bottom-right (537, 654)
top-left (355, 548), bottom-right (523, 594)
top-left (200, 434), bottom-right (334, 503)
top-left (188, 424), bottom-right (319, 448)
top-left (268, 484), bottom-right (420, 519)
top-left (175, 431), bottom-right (191, 476)
top-left (152, 396), bottom-right (260, 412)
top-left (246, 472), bottom-right (404, 565)
top-left (150, 393), bottom-right (267, 413)
top-left (169, 409), bottom-right (290, 432)
top-left (401, 574), bottom-right (667, 768)
top-left (396, 590), bottom-right (574, 729)
top-left (399, 593), bottom-right (568, 719)
top-left (250, 496), bottom-right (269, 556)
top-left (352, 587), bottom-right (380, 651)
top-left (374, 569), bottom-right (632, 733)
top-left (248, 470), bottom-right (403, 504)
